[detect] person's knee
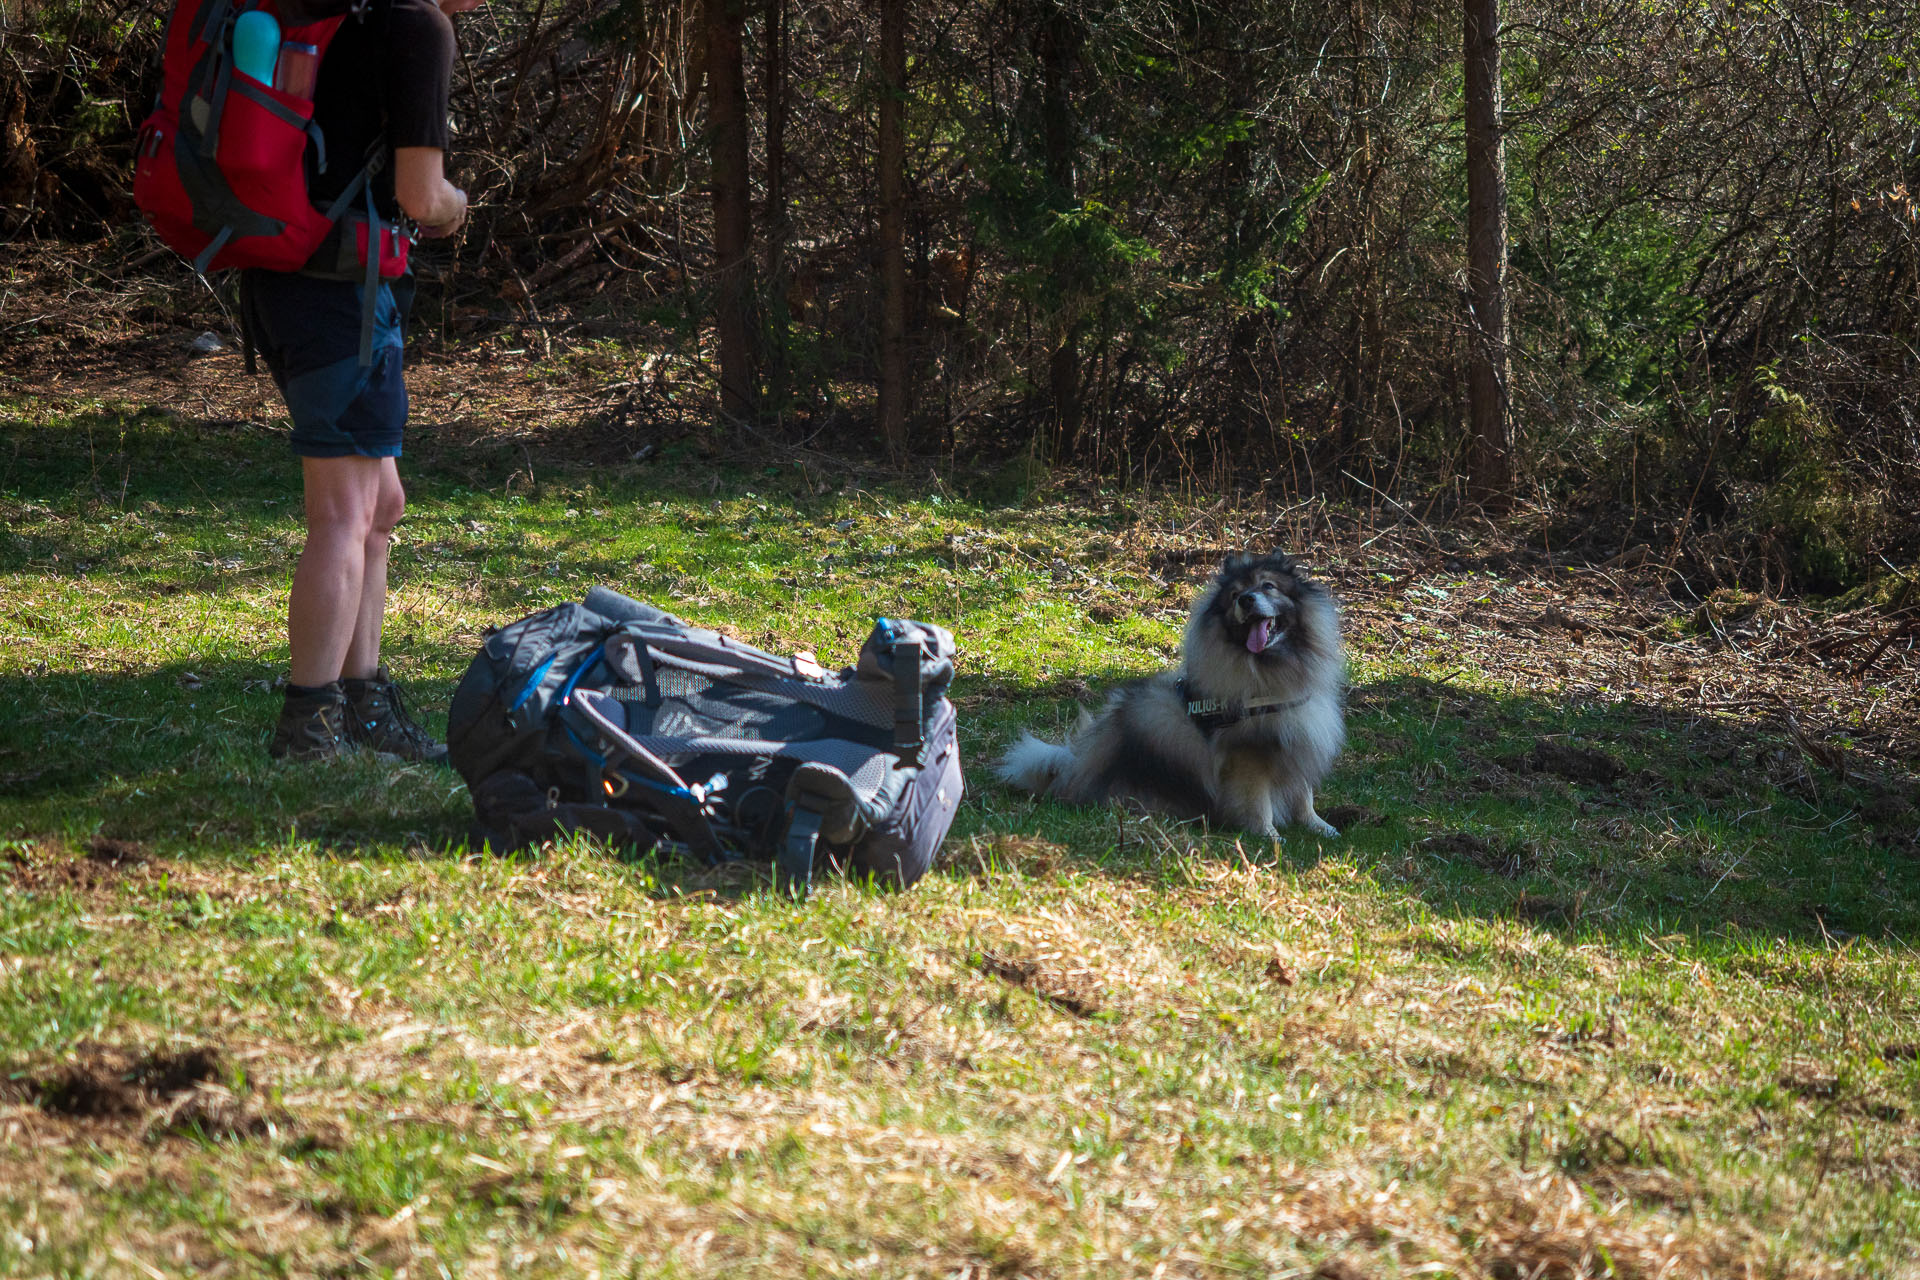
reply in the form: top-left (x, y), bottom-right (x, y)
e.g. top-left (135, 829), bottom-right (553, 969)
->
top-left (303, 457), bottom-right (389, 541)
top-left (307, 493), bottom-right (377, 544)
top-left (371, 473), bottom-right (405, 540)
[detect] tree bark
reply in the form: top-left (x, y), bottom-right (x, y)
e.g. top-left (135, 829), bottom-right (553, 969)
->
top-left (1463, 0), bottom-right (1512, 506)
top-left (1344, 0), bottom-right (1386, 463)
top-left (762, 0), bottom-right (791, 418)
top-left (876, 0), bottom-right (909, 459)
top-left (1039, 9), bottom-right (1081, 457)
top-left (706, 0), bottom-right (755, 420)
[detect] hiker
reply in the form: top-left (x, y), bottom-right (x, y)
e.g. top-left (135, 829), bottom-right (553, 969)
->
top-left (242, 0), bottom-right (484, 761)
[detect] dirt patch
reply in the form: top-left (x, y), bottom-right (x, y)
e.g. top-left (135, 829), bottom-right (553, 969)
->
top-left (1863, 788), bottom-right (1916, 826)
top-left (1510, 740), bottom-right (1624, 785)
top-left (1862, 783), bottom-right (1919, 854)
top-left (975, 949), bottom-right (1101, 1018)
top-left (21, 1044), bottom-right (219, 1118)
top-left (1779, 1065), bottom-right (1840, 1102)
top-left (1319, 804), bottom-right (1384, 831)
top-left (86, 834), bottom-right (149, 868)
top-left (959, 676), bottom-right (1094, 709)
top-left (1585, 1166), bottom-right (1696, 1213)
top-left (6, 1044), bottom-right (274, 1139)
top-left (938, 834), bottom-right (1073, 877)
top-left (1312, 1259), bottom-right (1371, 1280)
top-left (1422, 832), bottom-right (1540, 879)
top-left (2, 835), bottom-right (159, 892)
top-left (1776, 1064), bottom-right (1908, 1123)
top-left (1514, 893), bottom-right (1577, 925)
top-left (1264, 951), bottom-right (1299, 986)
top-left (1150, 546), bottom-right (1236, 576)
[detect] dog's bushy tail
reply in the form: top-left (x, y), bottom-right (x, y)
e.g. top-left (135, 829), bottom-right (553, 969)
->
top-left (994, 732), bottom-right (1075, 796)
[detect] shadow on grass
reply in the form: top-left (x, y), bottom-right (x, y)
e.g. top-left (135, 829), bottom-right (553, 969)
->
top-left (0, 661), bottom-right (471, 854)
top-left (0, 408), bottom-right (299, 505)
top-left (7, 655), bottom-right (1918, 939)
top-left (964, 673), bottom-right (1920, 944)
top-left (3, 401), bottom-right (1039, 530)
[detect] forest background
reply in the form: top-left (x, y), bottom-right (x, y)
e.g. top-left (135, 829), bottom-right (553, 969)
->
top-left (4, 0), bottom-right (1920, 596)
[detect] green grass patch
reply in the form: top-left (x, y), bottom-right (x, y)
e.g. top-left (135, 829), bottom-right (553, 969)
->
top-left (3, 398), bottom-right (1918, 1276)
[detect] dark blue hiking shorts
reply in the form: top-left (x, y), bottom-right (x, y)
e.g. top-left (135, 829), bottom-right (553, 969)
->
top-left (240, 271), bottom-right (414, 459)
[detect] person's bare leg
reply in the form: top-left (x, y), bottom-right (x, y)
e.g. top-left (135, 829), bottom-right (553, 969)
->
top-left (288, 455), bottom-right (383, 688)
top-left (342, 458), bottom-right (404, 681)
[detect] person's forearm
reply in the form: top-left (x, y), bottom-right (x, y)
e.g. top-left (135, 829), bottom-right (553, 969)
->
top-left (392, 146), bottom-right (466, 234)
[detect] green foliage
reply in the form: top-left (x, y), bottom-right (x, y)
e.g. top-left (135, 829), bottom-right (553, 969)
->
top-left (66, 93), bottom-right (125, 147)
top-left (1515, 197), bottom-right (1709, 401)
top-left (971, 179), bottom-right (1159, 331)
top-left (1735, 373), bottom-right (1882, 591)
top-left (12, 0), bottom-right (156, 44)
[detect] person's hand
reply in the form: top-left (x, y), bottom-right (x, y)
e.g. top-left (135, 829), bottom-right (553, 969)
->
top-left (418, 188), bottom-right (468, 239)
top-left (438, 0), bottom-right (483, 14)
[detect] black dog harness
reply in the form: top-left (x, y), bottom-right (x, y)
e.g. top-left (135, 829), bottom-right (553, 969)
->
top-left (1177, 677), bottom-right (1309, 735)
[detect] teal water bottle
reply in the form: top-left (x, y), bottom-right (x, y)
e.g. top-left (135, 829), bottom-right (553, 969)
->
top-left (232, 10), bottom-right (281, 84)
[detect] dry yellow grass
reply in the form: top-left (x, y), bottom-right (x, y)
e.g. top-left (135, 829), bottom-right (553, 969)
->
top-left (4, 825), bottom-right (1916, 1277)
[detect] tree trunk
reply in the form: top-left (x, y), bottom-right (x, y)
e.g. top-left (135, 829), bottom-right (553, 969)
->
top-left (763, 0), bottom-right (790, 418)
top-left (1463, 0), bottom-right (1512, 506)
top-left (1344, 0), bottom-right (1386, 464)
top-left (876, 0), bottom-right (909, 459)
top-left (706, 0), bottom-right (755, 420)
top-left (1039, 9), bottom-right (1081, 458)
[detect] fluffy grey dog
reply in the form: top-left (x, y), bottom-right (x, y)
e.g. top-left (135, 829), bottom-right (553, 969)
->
top-left (996, 551), bottom-right (1346, 839)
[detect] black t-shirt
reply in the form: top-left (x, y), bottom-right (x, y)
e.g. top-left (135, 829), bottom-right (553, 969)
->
top-left (307, 0), bottom-right (455, 218)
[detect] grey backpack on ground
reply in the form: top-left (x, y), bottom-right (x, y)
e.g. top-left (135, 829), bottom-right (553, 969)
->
top-left (445, 586), bottom-right (964, 894)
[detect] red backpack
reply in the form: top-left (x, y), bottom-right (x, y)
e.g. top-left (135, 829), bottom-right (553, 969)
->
top-left (133, 0), bottom-right (409, 294)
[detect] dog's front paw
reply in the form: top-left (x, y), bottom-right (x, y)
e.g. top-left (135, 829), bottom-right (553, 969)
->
top-left (1303, 814), bottom-right (1340, 839)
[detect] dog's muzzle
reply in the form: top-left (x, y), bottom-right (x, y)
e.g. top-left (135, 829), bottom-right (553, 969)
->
top-left (1235, 592), bottom-right (1290, 654)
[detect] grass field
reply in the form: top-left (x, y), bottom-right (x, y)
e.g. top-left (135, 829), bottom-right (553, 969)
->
top-left (4, 378), bottom-right (1920, 1278)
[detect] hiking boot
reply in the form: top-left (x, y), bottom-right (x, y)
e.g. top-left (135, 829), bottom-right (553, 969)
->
top-left (269, 682), bottom-right (351, 761)
top-left (343, 667), bottom-right (449, 764)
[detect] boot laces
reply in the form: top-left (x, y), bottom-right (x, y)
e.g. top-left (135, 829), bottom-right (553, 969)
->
top-left (363, 677), bottom-right (433, 747)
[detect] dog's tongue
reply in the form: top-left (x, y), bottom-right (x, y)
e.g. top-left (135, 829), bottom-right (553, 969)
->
top-left (1247, 618), bottom-right (1271, 654)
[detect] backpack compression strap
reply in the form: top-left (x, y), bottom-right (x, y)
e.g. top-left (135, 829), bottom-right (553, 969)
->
top-left (778, 798), bottom-right (826, 898)
top-left (892, 637), bottom-right (924, 756)
top-left (358, 181), bottom-right (381, 365)
top-left (300, 148), bottom-right (388, 367)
